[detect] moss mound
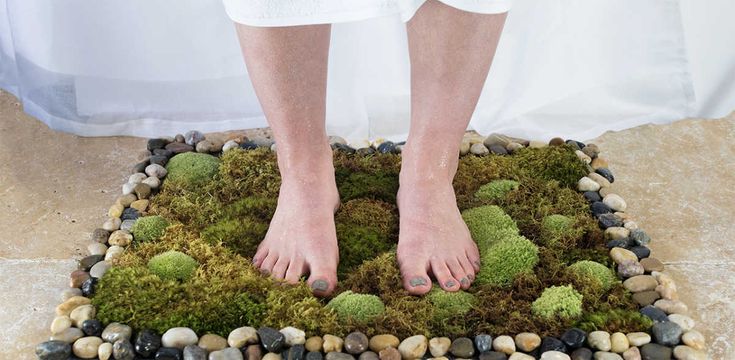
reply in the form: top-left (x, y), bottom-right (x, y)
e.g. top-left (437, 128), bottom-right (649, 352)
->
top-left (568, 260), bottom-right (618, 292)
top-left (131, 215), bottom-right (170, 243)
top-left (532, 285), bottom-right (584, 319)
top-left (462, 205), bottom-right (520, 251)
top-left (326, 291), bottom-right (386, 323)
top-left (165, 152), bottom-right (220, 187)
top-left (147, 250), bottom-right (198, 281)
top-left (476, 235), bottom-right (539, 286)
top-left (426, 287), bottom-right (475, 321)
top-left (475, 179), bottom-right (520, 201)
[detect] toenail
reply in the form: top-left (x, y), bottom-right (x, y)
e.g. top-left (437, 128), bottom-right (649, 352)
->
top-left (467, 274), bottom-right (474, 280)
top-left (445, 280), bottom-right (456, 288)
top-left (460, 277), bottom-right (470, 286)
top-left (311, 279), bottom-right (329, 292)
top-left (409, 277), bottom-right (427, 287)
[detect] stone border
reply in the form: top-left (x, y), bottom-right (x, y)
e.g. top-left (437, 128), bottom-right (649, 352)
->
top-left (34, 131), bottom-right (708, 360)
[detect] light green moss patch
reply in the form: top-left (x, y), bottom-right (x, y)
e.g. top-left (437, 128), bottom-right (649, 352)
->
top-left (532, 285), bottom-right (583, 319)
top-left (326, 291), bottom-right (386, 324)
top-left (568, 260), bottom-right (618, 292)
top-left (147, 250), bottom-right (199, 281)
top-left (462, 205), bottom-right (520, 251)
top-left (475, 179), bottom-right (520, 201)
top-left (131, 215), bottom-right (170, 243)
top-left (476, 234), bottom-right (539, 286)
top-left (165, 152), bottom-right (220, 187)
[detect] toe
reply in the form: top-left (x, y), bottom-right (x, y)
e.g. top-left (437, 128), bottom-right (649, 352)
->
top-left (284, 257), bottom-right (306, 284)
top-left (458, 256), bottom-right (476, 283)
top-left (259, 253), bottom-right (278, 275)
top-left (399, 259), bottom-right (432, 296)
top-left (447, 258), bottom-right (470, 290)
top-left (253, 248), bottom-right (268, 267)
top-left (466, 249), bottom-right (481, 272)
top-left (430, 258), bottom-right (461, 292)
top-left (272, 257), bottom-right (290, 280)
top-left (307, 263), bottom-right (338, 297)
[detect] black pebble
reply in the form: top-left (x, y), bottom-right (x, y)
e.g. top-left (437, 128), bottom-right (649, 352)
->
top-left (590, 202), bottom-right (612, 216)
top-left (257, 327), bottom-right (285, 353)
top-left (132, 161), bottom-right (149, 174)
top-left (135, 329), bottom-right (162, 358)
top-left (121, 208), bottom-right (140, 221)
top-left (540, 336), bottom-right (566, 353)
top-left (478, 351), bottom-right (507, 360)
top-left (560, 328), bottom-right (587, 350)
top-left (630, 246), bottom-right (651, 259)
top-left (474, 334), bottom-right (493, 353)
top-left (35, 340), bottom-right (71, 360)
top-left (147, 139), bottom-right (167, 151)
top-left (334, 143), bottom-right (356, 154)
top-left (78, 255), bottom-right (104, 271)
top-left (377, 141), bottom-right (396, 154)
top-left (640, 305), bottom-right (670, 323)
top-left (81, 319), bottom-right (103, 336)
top-left (595, 168), bottom-right (615, 183)
top-left (155, 347), bottom-right (183, 360)
top-left (583, 191), bottom-right (602, 203)
top-left (152, 148), bottom-right (173, 157)
top-left (306, 352), bottom-right (324, 360)
top-left (288, 345), bottom-right (306, 360)
top-left (565, 140), bottom-right (582, 150)
top-left (606, 239), bottom-right (629, 249)
top-left (598, 213), bottom-right (623, 229)
top-left (81, 277), bottom-right (98, 297)
top-left (149, 155), bottom-right (169, 167)
top-left (489, 145), bottom-right (508, 155)
top-left (570, 347), bottom-right (593, 360)
top-left (239, 141), bottom-right (259, 150)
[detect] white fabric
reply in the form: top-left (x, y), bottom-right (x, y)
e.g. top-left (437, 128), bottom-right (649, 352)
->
top-left (222, 0), bottom-right (513, 26)
top-left (1, 0), bottom-right (734, 142)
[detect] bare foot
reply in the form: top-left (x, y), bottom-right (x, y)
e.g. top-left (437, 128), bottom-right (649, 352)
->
top-left (252, 145), bottom-right (340, 296)
top-left (396, 148), bottom-right (481, 295)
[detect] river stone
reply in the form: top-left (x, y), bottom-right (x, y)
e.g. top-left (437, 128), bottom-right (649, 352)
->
top-left (109, 203), bottom-right (124, 218)
top-left (50, 327), bottom-right (84, 343)
top-left (398, 335), bottom-right (428, 360)
top-left (672, 345), bottom-right (706, 360)
top-left (120, 219), bottom-right (136, 232)
top-left (632, 291), bottom-right (660, 307)
top-left (87, 242), bottom-right (107, 256)
top-left (287, 345), bottom-right (306, 360)
top-left (358, 351), bottom-right (378, 360)
top-left (98, 342), bottom-right (112, 360)
top-left (281, 326), bottom-right (306, 346)
top-left (345, 332), bottom-right (369, 354)
top-left (60, 288), bottom-right (82, 302)
top-left (56, 296), bottom-right (91, 316)
top-left (561, 328), bottom-right (586, 350)
top-left (640, 343), bottom-right (671, 360)
top-left (629, 229), bottom-right (651, 246)
top-left (618, 260), bottom-right (644, 278)
top-left (184, 130), bottom-right (205, 145)
top-left (135, 329), bottom-right (162, 358)
top-left (104, 245), bottom-right (125, 262)
top-left (610, 248), bottom-right (638, 264)
top-left (592, 352), bottom-right (622, 360)
top-left (81, 319), bottom-right (103, 337)
top-left (570, 348), bottom-right (593, 360)
top-left (69, 270), bottom-right (90, 288)
top-left (167, 142), bottom-right (194, 154)
top-left (479, 351), bottom-right (508, 360)
top-left (79, 277), bottom-right (97, 296)
top-left (112, 339), bottom-right (135, 360)
top-left (651, 321), bottom-right (682, 346)
top-left (50, 315), bottom-right (72, 335)
top-left (470, 143), bottom-right (490, 156)
top-left (622, 347), bottom-right (640, 360)
top-left (258, 327), bottom-right (286, 353)
top-left (69, 304), bottom-right (95, 327)
top-left (640, 258), bottom-right (664, 273)
top-left (229, 326), bottom-right (259, 348)
top-left (450, 337), bottom-right (475, 358)
top-left (681, 330), bottom-right (705, 350)
top-left (145, 163), bottom-right (168, 178)
top-left (369, 335), bottom-right (399, 352)
top-left (576, 150), bottom-right (592, 164)
top-left (149, 154), bottom-right (169, 167)
top-left (323, 334), bottom-right (344, 352)
top-left (379, 346), bottom-right (401, 360)
top-left (245, 345), bottom-right (263, 360)
top-left (598, 213), bottom-right (623, 229)
top-left (102, 216), bottom-right (122, 231)
top-left (101, 322), bottom-right (132, 343)
top-left (157, 346), bottom-right (184, 360)
top-left (36, 340), bottom-right (72, 360)
top-left (429, 337), bottom-right (451, 357)
top-left (508, 352), bottom-right (535, 360)
top-left (324, 353), bottom-right (354, 360)
top-left (110, 229), bottom-right (134, 247)
top-left (142, 176), bottom-right (161, 189)
top-left (198, 333), bottom-right (228, 352)
top-left (306, 337), bottom-right (324, 352)
top-left (623, 275), bottom-right (658, 292)
top-left (515, 333), bottom-right (541, 352)
top-left (654, 299), bottom-right (688, 314)
top-left (626, 333), bottom-right (651, 347)
top-left (73, 336), bottom-right (103, 359)
top-left (134, 183), bottom-right (152, 199)
top-left (541, 337), bottom-right (567, 353)
top-left (668, 314), bottom-right (695, 331)
top-left (605, 227), bottom-right (630, 241)
top-left (162, 327), bottom-right (199, 349)
top-left (640, 305), bottom-right (669, 323)
top-left (603, 194), bottom-right (627, 212)
top-left (79, 255), bottom-right (104, 272)
top-left (578, 177), bottom-right (601, 191)
top-left (307, 352), bottom-right (324, 360)
top-left (223, 140), bottom-right (239, 152)
top-left (89, 260), bottom-right (110, 278)
top-left (210, 347), bottom-right (245, 360)
top-left (629, 246), bottom-right (650, 260)
top-left (540, 351), bottom-right (570, 360)
top-left (473, 334), bottom-right (492, 353)
top-left (588, 331), bottom-right (611, 351)
top-left (610, 333), bottom-right (629, 353)
top-left (492, 335), bottom-right (515, 355)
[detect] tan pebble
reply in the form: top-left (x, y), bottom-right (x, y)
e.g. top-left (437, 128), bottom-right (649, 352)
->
top-left (116, 194), bottom-right (138, 207)
top-left (73, 336), bottom-right (103, 359)
top-left (133, 183), bottom-right (151, 199)
top-left (429, 337), bottom-right (451, 357)
top-left (588, 172), bottom-right (611, 188)
top-left (130, 199), bottom-right (150, 213)
top-left (528, 140), bottom-right (547, 148)
top-left (591, 352), bottom-right (619, 360)
top-left (623, 221), bottom-right (639, 230)
top-left (610, 332), bottom-right (629, 353)
top-left (640, 258), bottom-right (664, 273)
top-left (623, 275), bottom-right (658, 292)
top-left (673, 345), bottom-right (707, 360)
top-left (69, 304), bottom-right (96, 327)
top-left (605, 227), bottom-right (630, 241)
top-left (578, 176), bottom-right (601, 191)
top-left (459, 141), bottom-right (471, 156)
top-left (610, 248), bottom-right (638, 265)
top-left (493, 335), bottom-right (516, 355)
top-left (599, 186), bottom-right (615, 198)
top-left (102, 217), bottom-right (121, 231)
top-left (603, 194), bottom-right (627, 212)
top-left (61, 288), bottom-right (82, 302)
top-left (87, 243), bottom-right (108, 256)
top-left (656, 284), bottom-right (679, 300)
top-left (470, 143), bottom-right (489, 156)
top-left (323, 334), bottom-right (344, 352)
top-left (625, 333), bottom-right (651, 347)
top-left (142, 176), bottom-right (161, 189)
top-left (305, 336), bottom-right (324, 352)
top-left (263, 353), bottom-right (282, 360)
top-left (50, 327), bottom-right (84, 343)
top-left (108, 204), bottom-right (124, 218)
top-left (514, 332), bottom-right (541, 352)
top-left (108, 230), bottom-right (133, 246)
top-left (681, 330), bottom-right (706, 350)
top-left (576, 150), bottom-right (592, 164)
top-left (50, 315), bottom-right (73, 334)
top-left (652, 271), bottom-right (676, 287)
top-left (654, 299), bottom-right (688, 314)
top-left (509, 352), bottom-right (536, 360)
top-left (370, 334), bottom-right (400, 353)
top-left (398, 335), bottom-right (428, 360)
top-left (591, 157), bottom-right (609, 169)
top-left (98, 342), bottom-right (113, 360)
top-left (506, 142), bottom-right (524, 153)
top-left (379, 347), bottom-right (401, 360)
top-left (105, 246), bottom-right (125, 262)
top-left (622, 346), bottom-right (640, 360)
top-left (56, 296), bottom-right (91, 316)
top-left (198, 333), bottom-right (228, 352)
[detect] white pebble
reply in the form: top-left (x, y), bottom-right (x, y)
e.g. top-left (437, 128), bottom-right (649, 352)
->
top-left (98, 342), bottom-right (113, 360)
top-left (121, 182), bottom-right (136, 195)
top-left (626, 332), bottom-right (651, 347)
top-left (145, 164), bottom-right (168, 178)
top-left (105, 246), bottom-right (125, 261)
top-left (89, 261), bottom-right (110, 278)
top-left (87, 243), bottom-right (108, 256)
top-left (492, 335), bottom-right (516, 355)
top-left (540, 350), bottom-right (570, 360)
top-left (509, 352), bottom-right (535, 360)
top-left (50, 315), bottom-right (72, 334)
top-left (280, 326), bottom-right (306, 346)
top-left (142, 176), bottom-right (161, 189)
top-left (654, 299), bottom-right (688, 314)
top-left (588, 331), bottom-right (612, 351)
top-left (128, 173), bottom-right (147, 184)
top-left (673, 345), bottom-right (707, 360)
top-left (73, 336), bottom-right (103, 359)
top-left (681, 330), bottom-right (706, 350)
top-left (162, 327), bottom-right (199, 348)
top-left (70, 304), bottom-right (96, 327)
top-left (603, 194), bottom-right (627, 212)
top-left (222, 140), bottom-right (239, 152)
top-left (578, 176), bottom-right (601, 192)
top-left (668, 314), bottom-right (696, 331)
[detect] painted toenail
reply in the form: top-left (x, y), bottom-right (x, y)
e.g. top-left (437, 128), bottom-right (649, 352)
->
top-left (445, 280), bottom-right (456, 288)
top-left (460, 277), bottom-right (470, 286)
top-left (409, 277), bottom-right (427, 287)
top-left (311, 279), bottom-right (329, 292)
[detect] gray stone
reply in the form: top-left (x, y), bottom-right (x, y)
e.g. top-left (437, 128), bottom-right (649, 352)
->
top-left (651, 321), bottom-right (683, 346)
top-left (101, 322), bottom-right (132, 343)
top-left (210, 347), bottom-right (245, 360)
top-left (112, 339), bottom-right (136, 360)
top-left (184, 345), bottom-right (208, 360)
top-left (640, 343), bottom-right (672, 360)
top-left (185, 130), bottom-right (205, 146)
top-left (35, 340), bottom-right (71, 360)
top-left (325, 352), bottom-right (355, 360)
top-left (450, 337), bottom-right (475, 358)
top-left (345, 332), bottom-right (369, 354)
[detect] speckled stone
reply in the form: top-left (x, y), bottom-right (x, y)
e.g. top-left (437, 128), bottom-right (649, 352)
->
top-left (449, 337), bottom-right (475, 358)
top-left (258, 327), bottom-right (286, 353)
top-left (560, 329), bottom-right (586, 350)
top-left (112, 339), bottom-right (135, 360)
top-left (36, 340), bottom-right (72, 360)
top-left (101, 322), bottom-right (132, 343)
top-left (306, 352), bottom-right (324, 360)
top-left (475, 334), bottom-right (493, 353)
top-left (640, 258), bottom-right (664, 273)
top-left (345, 332), bottom-right (369, 355)
top-left (379, 346), bottom-right (401, 360)
top-left (651, 321), bottom-right (683, 346)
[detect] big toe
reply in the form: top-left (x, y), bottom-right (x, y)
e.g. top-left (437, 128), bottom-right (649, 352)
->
top-left (399, 260), bottom-right (432, 295)
top-left (307, 263), bottom-right (337, 297)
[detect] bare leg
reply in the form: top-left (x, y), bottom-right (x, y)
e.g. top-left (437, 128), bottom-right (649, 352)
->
top-left (397, 1), bottom-right (507, 294)
top-left (234, 23), bottom-right (339, 296)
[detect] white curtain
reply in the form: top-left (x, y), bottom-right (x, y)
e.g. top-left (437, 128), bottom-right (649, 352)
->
top-left (1, 0), bottom-right (733, 142)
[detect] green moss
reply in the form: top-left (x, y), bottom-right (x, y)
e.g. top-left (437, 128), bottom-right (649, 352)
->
top-left (216, 148), bottom-right (281, 201)
top-left (131, 215), bottom-right (170, 243)
top-left (336, 224), bottom-right (394, 278)
top-left (512, 145), bottom-right (589, 188)
top-left (532, 285), bottom-right (584, 319)
top-left (337, 171), bottom-right (399, 203)
top-left (326, 291), bottom-right (386, 323)
top-left (165, 152), bottom-right (220, 187)
top-left (335, 199), bottom-right (398, 236)
top-left (576, 309), bottom-right (654, 333)
top-left (342, 251), bottom-right (405, 298)
top-left (475, 179), bottom-right (520, 201)
top-left (147, 250), bottom-right (199, 281)
top-left (476, 234), bottom-right (539, 286)
top-left (540, 214), bottom-right (577, 246)
top-left (462, 205), bottom-right (520, 252)
top-left (568, 261), bottom-right (618, 292)
top-left (426, 287), bottom-right (475, 321)
top-left (200, 218), bottom-right (267, 258)
top-left (264, 284), bottom-right (340, 336)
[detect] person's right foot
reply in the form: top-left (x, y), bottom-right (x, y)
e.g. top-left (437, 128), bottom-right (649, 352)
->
top-left (252, 144), bottom-right (340, 296)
